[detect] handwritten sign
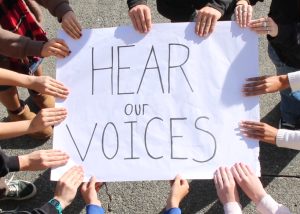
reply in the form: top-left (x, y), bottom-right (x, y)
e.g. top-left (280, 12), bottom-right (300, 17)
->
top-left (51, 22), bottom-right (260, 182)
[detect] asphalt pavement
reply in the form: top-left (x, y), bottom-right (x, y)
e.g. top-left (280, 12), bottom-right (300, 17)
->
top-left (0, 0), bottom-right (299, 213)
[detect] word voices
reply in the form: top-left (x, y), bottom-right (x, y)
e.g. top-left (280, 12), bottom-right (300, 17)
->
top-left (66, 116), bottom-right (217, 163)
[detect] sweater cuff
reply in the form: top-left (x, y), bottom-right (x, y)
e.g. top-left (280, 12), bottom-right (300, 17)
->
top-left (288, 71), bottom-right (300, 92)
top-left (276, 129), bottom-right (286, 148)
top-left (8, 156), bottom-right (20, 172)
top-left (127, 0), bottom-right (147, 10)
top-left (223, 202), bottom-right (242, 214)
top-left (86, 204), bottom-right (105, 214)
top-left (256, 194), bottom-right (290, 214)
top-left (53, 2), bottom-right (73, 22)
top-left (206, 3), bottom-right (225, 16)
top-left (25, 39), bottom-right (44, 57)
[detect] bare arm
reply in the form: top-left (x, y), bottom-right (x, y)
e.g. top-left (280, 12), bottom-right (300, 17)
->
top-left (0, 68), bottom-right (69, 98)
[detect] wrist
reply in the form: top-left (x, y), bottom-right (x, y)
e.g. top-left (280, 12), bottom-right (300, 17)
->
top-left (49, 198), bottom-right (64, 214)
top-left (87, 199), bottom-right (101, 206)
top-left (53, 196), bottom-right (68, 210)
top-left (18, 154), bottom-right (30, 171)
top-left (166, 199), bottom-right (180, 210)
top-left (279, 75), bottom-right (290, 90)
top-left (236, 0), bottom-right (249, 5)
top-left (253, 191), bottom-right (267, 204)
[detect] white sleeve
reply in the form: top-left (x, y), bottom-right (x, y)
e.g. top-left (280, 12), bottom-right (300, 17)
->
top-left (256, 195), bottom-right (291, 214)
top-left (276, 129), bottom-right (300, 150)
top-left (223, 202), bottom-right (242, 214)
top-left (288, 71), bottom-right (300, 92)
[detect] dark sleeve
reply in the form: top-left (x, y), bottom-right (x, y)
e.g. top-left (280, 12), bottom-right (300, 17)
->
top-left (24, 0), bottom-right (43, 23)
top-left (268, 23), bottom-right (300, 48)
top-left (31, 203), bottom-right (58, 214)
top-left (205, 0), bottom-right (234, 16)
top-left (35, 0), bottom-right (73, 22)
top-left (0, 27), bottom-right (44, 58)
top-left (127, 0), bottom-right (147, 10)
top-left (0, 150), bottom-right (19, 178)
top-left (248, 0), bottom-right (263, 6)
top-left (86, 205), bottom-right (105, 214)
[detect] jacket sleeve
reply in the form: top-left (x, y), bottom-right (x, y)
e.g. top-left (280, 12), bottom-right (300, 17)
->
top-left (86, 205), bottom-right (105, 214)
top-left (35, 0), bottom-right (73, 22)
top-left (268, 23), bottom-right (300, 49)
top-left (31, 203), bottom-right (58, 214)
top-left (0, 150), bottom-right (19, 178)
top-left (164, 208), bottom-right (181, 214)
top-left (127, 0), bottom-right (147, 10)
top-left (0, 27), bottom-right (44, 58)
top-left (205, 0), bottom-right (233, 16)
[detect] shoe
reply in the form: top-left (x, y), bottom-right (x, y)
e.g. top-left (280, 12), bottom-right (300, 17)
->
top-left (8, 102), bottom-right (53, 139)
top-left (1, 179), bottom-right (37, 201)
top-left (30, 92), bottom-right (55, 109)
top-left (279, 119), bottom-right (297, 130)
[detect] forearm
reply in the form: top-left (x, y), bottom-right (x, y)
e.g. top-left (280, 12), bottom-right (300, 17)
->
top-left (35, 0), bottom-right (73, 21)
top-left (0, 121), bottom-right (32, 140)
top-left (0, 68), bottom-right (36, 89)
top-left (0, 28), bottom-right (43, 58)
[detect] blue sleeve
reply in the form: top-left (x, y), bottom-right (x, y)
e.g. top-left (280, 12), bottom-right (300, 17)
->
top-left (164, 208), bottom-right (181, 214)
top-left (86, 205), bottom-right (105, 214)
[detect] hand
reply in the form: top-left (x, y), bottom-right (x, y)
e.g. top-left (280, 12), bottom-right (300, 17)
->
top-left (81, 176), bottom-right (102, 206)
top-left (41, 39), bottom-right (70, 58)
top-left (54, 166), bottom-right (84, 209)
top-left (249, 17), bottom-right (278, 37)
top-left (18, 149), bottom-right (69, 171)
top-left (239, 121), bottom-right (278, 145)
top-left (235, 1), bottom-right (253, 28)
top-left (166, 175), bottom-right (189, 210)
top-left (195, 6), bottom-right (221, 37)
top-left (231, 163), bottom-right (267, 204)
top-left (214, 167), bottom-right (239, 205)
top-left (28, 108), bottom-right (67, 133)
top-left (243, 75), bottom-right (289, 96)
top-left (29, 76), bottom-right (69, 99)
top-left (62, 11), bottom-right (82, 39)
top-left (128, 5), bottom-right (152, 33)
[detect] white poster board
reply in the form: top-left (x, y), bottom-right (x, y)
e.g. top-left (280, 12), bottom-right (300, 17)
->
top-left (52, 22), bottom-right (260, 182)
